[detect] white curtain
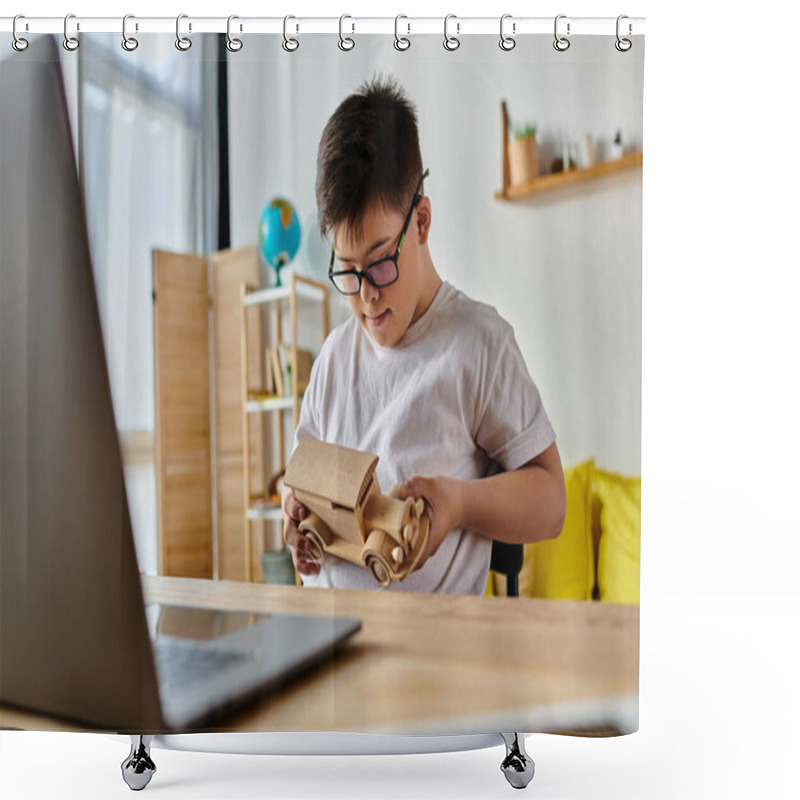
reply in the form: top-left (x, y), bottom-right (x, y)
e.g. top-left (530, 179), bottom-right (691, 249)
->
top-left (77, 33), bottom-right (215, 432)
top-left (69, 34), bottom-right (219, 573)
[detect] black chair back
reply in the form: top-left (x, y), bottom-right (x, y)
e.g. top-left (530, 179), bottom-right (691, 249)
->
top-left (489, 540), bottom-right (524, 597)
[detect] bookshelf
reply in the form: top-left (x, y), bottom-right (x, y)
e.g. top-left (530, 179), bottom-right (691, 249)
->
top-left (239, 273), bottom-right (330, 581)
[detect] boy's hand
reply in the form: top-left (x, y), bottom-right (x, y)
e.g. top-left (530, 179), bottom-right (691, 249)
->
top-left (281, 485), bottom-right (321, 577)
top-left (395, 475), bottom-right (464, 572)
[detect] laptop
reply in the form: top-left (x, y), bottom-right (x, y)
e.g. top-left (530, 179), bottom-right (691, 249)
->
top-left (0, 36), bottom-right (360, 732)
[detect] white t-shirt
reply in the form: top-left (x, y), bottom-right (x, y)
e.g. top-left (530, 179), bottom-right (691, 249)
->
top-left (293, 280), bottom-right (556, 594)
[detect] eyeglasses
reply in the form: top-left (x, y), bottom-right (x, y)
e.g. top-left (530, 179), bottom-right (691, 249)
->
top-left (328, 168), bottom-right (430, 296)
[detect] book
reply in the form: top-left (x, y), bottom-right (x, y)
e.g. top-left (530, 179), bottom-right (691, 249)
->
top-left (295, 349), bottom-right (314, 393)
top-left (269, 347), bottom-right (284, 396)
top-left (267, 346), bottom-right (314, 396)
top-left (263, 347), bottom-right (275, 394)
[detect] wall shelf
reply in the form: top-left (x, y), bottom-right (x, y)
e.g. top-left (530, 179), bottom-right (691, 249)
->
top-left (495, 151), bottom-right (643, 201)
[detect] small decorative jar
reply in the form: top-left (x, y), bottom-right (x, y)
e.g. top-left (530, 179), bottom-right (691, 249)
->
top-left (509, 126), bottom-right (540, 185)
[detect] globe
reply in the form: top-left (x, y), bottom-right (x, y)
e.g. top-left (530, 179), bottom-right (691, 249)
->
top-left (258, 198), bottom-right (301, 286)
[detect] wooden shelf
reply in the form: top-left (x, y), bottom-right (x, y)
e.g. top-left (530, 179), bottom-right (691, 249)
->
top-left (244, 275), bottom-right (327, 307)
top-left (496, 151), bottom-right (643, 201)
top-left (245, 395), bottom-right (295, 414)
top-left (247, 500), bottom-right (283, 522)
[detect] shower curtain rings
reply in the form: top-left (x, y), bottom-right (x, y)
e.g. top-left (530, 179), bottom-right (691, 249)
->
top-left (553, 14), bottom-right (571, 51)
top-left (499, 14), bottom-right (515, 51)
top-left (394, 15), bottom-right (410, 51)
top-left (12, 15), bottom-right (29, 51)
top-left (443, 14), bottom-right (460, 51)
top-left (121, 14), bottom-right (138, 51)
top-left (176, 14), bottom-right (192, 51)
top-left (282, 16), bottom-right (299, 51)
top-left (615, 15), bottom-right (632, 51)
top-left (339, 15), bottom-right (355, 51)
top-left (63, 14), bottom-right (80, 51)
top-left (226, 15), bottom-right (243, 52)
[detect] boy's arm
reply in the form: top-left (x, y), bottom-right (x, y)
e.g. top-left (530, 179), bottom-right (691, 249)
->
top-left (398, 442), bottom-right (566, 563)
top-left (459, 442), bottom-right (566, 545)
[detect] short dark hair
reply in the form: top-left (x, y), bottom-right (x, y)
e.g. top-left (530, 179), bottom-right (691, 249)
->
top-left (315, 75), bottom-right (424, 242)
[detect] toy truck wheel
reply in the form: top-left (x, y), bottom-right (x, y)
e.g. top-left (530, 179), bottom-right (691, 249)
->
top-left (303, 530), bottom-right (326, 563)
top-left (299, 514), bottom-right (332, 564)
top-left (366, 554), bottom-right (392, 587)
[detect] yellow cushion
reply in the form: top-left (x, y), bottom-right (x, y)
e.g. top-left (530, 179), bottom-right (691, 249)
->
top-left (529, 459), bottom-right (595, 600)
top-left (496, 459), bottom-right (595, 600)
top-left (594, 469), bottom-right (641, 604)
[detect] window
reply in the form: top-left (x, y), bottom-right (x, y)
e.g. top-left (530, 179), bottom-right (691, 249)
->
top-left (74, 35), bottom-right (220, 575)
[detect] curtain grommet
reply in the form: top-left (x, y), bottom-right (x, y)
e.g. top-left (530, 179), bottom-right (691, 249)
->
top-left (175, 14), bottom-right (192, 51)
top-left (554, 14), bottom-right (570, 51)
top-left (121, 14), bottom-right (138, 52)
top-left (282, 15), bottom-right (299, 51)
top-left (12, 15), bottom-right (29, 52)
top-left (63, 14), bottom-right (80, 51)
top-left (226, 15), bottom-right (243, 52)
top-left (499, 14), bottom-right (516, 51)
top-left (338, 14), bottom-right (355, 51)
top-left (443, 14), bottom-right (460, 51)
top-left (394, 15), bottom-right (410, 51)
top-left (615, 15), bottom-right (632, 52)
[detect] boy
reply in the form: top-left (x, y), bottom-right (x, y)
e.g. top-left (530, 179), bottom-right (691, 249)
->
top-left (283, 77), bottom-right (565, 594)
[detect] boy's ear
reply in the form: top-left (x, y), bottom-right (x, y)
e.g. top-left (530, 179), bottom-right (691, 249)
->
top-left (416, 197), bottom-right (432, 245)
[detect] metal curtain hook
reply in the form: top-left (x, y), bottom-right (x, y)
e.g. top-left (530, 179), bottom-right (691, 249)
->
top-left (176, 14), bottom-right (192, 51)
top-left (226, 15), bottom-right (243, 52)
top-left (283, 15), bottom-right (299, 51)
top-left (122, 14), bottom-right (139, 51)
top-left (394, 14), bottom-right (410, 51)
top-left (499, 14), bottom-right (515, 51)
top-left (615, 14), bottom-right (632, 52)
top-left (63, 14), bottom-right (80, 51)
top-left (443, 14), bottom-right (460, 51)
top-left (12, 15), bottom-right (29, 52)
top-left (339, 14), bottom-right (355, 51)
top-left (554, 14), bottom-right (570, 51)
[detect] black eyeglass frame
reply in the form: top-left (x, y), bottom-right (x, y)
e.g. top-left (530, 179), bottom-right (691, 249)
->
top-left (327, 168), bottom-right (430, 296)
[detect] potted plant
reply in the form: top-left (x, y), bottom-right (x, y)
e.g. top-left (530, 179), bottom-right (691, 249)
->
top-left (509, 123), bottom-right (540, 186)
top-left (610, 129), bottom-right (624, 160)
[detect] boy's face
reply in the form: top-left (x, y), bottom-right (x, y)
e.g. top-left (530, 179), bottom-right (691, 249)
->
top-left (331, 198), bottom-right (430, 349)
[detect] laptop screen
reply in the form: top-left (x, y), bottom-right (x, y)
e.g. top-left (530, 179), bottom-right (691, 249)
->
top-left (0, 36), bottom-right (164, 731)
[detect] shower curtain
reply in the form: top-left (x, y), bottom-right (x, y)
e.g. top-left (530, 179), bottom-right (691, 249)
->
top-left (1, 10), bottom-right (644, 769)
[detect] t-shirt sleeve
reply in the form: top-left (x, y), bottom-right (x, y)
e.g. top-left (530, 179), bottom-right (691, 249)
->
top-left (474, 327), bottom-right (556, 471)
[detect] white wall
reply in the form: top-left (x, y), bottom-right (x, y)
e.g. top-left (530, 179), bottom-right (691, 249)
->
top-left (229, 34), bottom-right (644, 474)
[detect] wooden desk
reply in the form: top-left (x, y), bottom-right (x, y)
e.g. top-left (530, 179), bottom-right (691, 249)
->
top-left (1, 576), bottom-right (638, 736)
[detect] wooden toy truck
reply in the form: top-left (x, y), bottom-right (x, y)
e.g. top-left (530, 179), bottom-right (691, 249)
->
top-left (283, 439), bottom-right (430, 587)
